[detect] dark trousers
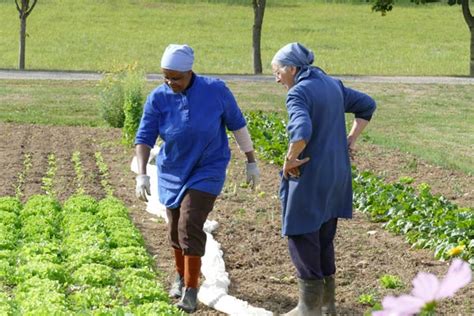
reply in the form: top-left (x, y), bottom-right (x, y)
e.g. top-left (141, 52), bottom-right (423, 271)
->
top-left (166, 189), bottom-right (217, 257)
top-left (287, 218), bottom-right (338, 280)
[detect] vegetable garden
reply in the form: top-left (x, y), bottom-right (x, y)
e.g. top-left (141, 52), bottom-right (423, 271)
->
top-left (0, 111), bottom-right (471, 314)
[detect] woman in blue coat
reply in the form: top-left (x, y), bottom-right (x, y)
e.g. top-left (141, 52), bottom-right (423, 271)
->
top-left (271, 43), bottom-right (376, 316)
top-left (134, 44), bottom-right (260, 313)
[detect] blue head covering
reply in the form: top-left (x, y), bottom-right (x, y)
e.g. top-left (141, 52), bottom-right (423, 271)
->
top-left (160, 44), bottom-right (194, 71)
top-left (271, 42), bottom-right (314, 67)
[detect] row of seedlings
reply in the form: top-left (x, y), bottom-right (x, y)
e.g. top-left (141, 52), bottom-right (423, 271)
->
top-left (94, 151), bottom-right (114, 197)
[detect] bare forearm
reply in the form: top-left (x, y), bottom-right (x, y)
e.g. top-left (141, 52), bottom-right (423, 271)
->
top-left (286, 139), bottom-right (307, 161)
top-left (245, 150), bottom-right (256, 163)
top-left (135, 144), bottom-right (151, 175)
top-left (348, 118), bottom-right (369, 144)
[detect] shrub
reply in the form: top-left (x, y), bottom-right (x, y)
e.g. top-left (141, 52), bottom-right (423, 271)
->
top-left (98, 63), bottom-right (145, 132)
top-left (122, 67), bottom-right (145, 146)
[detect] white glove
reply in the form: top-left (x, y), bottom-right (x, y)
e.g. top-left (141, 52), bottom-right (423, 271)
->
top-left (135, 174), bottom-right (150, 202)
top-left (246, 162), bottom-right (260, 189)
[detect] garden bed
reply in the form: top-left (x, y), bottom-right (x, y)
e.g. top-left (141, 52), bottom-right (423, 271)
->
top-left (0, 122), bottom-right (471, 315)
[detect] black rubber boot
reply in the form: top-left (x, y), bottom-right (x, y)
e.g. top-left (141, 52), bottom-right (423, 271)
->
top-left (176, 287), bottom-right (199, 313)
top-left (322, 275), bottom-right (337, 316)
top-left (169, 274), bottom-right (184, 298)
top-left (282, 278), bottom-right (324, 316)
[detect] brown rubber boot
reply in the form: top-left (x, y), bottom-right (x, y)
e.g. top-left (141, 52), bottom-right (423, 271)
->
top-left (169, 248), bottom-right (185, 298)
top-left (322, 275), bottom-right (337, 316)
top-left (176, 255), bottom-right (201, 313)
top-left (282, 278), bottom-right (324, 316)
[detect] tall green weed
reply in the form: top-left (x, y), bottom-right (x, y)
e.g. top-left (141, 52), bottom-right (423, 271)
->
top-left (98, 64), bottom-right (144, 132)
top-left (122, 67), bottom-right (145, 146)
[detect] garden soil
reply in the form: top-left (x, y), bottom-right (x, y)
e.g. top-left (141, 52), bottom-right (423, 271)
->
top-left (0, 122), bottom-right (472, 315)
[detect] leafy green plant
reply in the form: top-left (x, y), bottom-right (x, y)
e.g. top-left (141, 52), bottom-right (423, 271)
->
top-left (98, 66), bottom-right (126, 128)
top-left (133, 301), bottom-right (185, 315)
top-left (0, 259), bottom-right (14, 285)
top-left (0, 224), bottom-right (18, 250)
top-left (119, 275), bottom-right (168, 305)
top-left (97, 196), bottom-right (129, 219)
top-left (0, 211), bottom-right (19, 228)
top-left (15, 152), bottom-right (32, 200)
top-left (244, 110), bottom-right (288, 166)
top-left (121, 65), bottom-right (145, 146)
top-left (116, 267), bottom-right (156, 282)
top-left (21, 194), bottom-right (61, 219)
top-left (379, 274), bottom-right (404, 289)
top-left (110, 246), bottom-right (151, 269)
top-left (41, 153), bottom-right (57, 196)
top-left (0, 290), bottom-right (13, 314)
top-left (71, 263), bottom-right (116, 287)
top-left (98, 63), bottom-right (145, 135)
top-left (15, 260), bottom-right (66, 283)
top-left (94, 151), bottom-right (115, 197)
top-left (63, 194), bottom-right (98, 214)
top-left (71, 151), bottom-right (85, 195)
top-left (0, 197), bottom-right (22, 214)
top-left (358, 293), bottom-right (377, 306)
top-left (21, 215), bottom-right (58, 242)
top-left (14, 276), bottom-right (68, 314)
top-left (353, 170), bottom-right (474, 264)
top-left (67, 286), bottom-right (118, 310)
top-left (17, 241), bottom-right (62, 264)
top-left (62, 231), bottom-right (108, 257)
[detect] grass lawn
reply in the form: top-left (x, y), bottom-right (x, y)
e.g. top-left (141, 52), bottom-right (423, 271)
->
top-left (0, 0), bottom-right (469, 75)
top-left (0, 78), bottom-right (472, 174)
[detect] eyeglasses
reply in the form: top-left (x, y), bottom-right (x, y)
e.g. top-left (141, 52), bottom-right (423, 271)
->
top-left (164, 75), bottom-right (186, 83)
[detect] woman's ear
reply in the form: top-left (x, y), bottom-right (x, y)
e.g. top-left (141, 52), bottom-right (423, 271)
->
top-left (290, 66), bottom-right (298, 76)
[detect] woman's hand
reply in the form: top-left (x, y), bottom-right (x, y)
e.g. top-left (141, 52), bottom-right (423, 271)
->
top-left (283, 156), bottom-right (310, 179)
top-left (246, 162), bottom-right (260, 189)
top-left (347, 135), bottom-right (356, 160)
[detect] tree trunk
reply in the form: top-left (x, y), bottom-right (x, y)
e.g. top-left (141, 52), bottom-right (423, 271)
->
top-left (16, 0), bottom-right (37, 70)
top-left (19, 16), bottom-right (26, 70)
top-left (252, 0), bottom-right (266, 74)
top-left (461, 0), bottom-right (474, 76)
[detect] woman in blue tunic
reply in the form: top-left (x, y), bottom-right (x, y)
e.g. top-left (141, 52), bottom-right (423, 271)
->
top-left (134, 44), bottom-right (260, 313)
top-left (271, 43), bottom-right (376, 316)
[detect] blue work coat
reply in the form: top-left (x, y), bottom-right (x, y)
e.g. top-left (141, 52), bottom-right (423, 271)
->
top-left (135, 74), bottom-right (246, 209)
top-left (280, 67), bottom-right (376, 236)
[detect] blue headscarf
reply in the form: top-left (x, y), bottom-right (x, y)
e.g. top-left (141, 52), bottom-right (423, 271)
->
top-left (161, 44), bottom-right (194, 72)
top-left (271, 42), bottom-right (315, 67)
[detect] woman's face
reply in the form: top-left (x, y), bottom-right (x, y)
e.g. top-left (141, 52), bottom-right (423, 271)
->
top-left (272, 64), bottom-right (297, 90)
top-left (161, 68), bottom-right (193, 93)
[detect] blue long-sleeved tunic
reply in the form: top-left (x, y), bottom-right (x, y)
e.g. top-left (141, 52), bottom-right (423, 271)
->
top-left (279, 67), bottom-right (376, 236)
top-left (135, 74), bottom-right (246, 209)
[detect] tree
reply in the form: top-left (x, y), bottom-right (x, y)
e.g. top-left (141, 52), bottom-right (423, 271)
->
top-left (373, 0), bottom-right (474, 76)
top-left (252, 0), bottom-right (266, 74)
top-left (15, 0), bottom-right (38, 70)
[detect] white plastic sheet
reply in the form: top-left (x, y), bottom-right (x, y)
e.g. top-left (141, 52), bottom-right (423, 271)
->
top-left (131, 147), bottom-right (273, 315)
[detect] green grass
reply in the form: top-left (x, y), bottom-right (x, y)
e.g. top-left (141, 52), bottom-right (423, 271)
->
top-left (0, 79), bottom-right (472, 174)
top-left (351, 82), bottom-right (474, 174)
top-left (0, 0), bottom-right (469, 75)
top-left (0, 80), bottom-right (104, 127)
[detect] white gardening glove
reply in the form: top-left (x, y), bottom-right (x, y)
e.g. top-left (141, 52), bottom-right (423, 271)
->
top-left (246, 162), bottom-right (260, 189)
top-left (135, 174), bottom-right (150, 202)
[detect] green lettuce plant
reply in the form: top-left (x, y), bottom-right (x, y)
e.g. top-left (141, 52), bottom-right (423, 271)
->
top-left (71, 263), bottom-right (116, 287)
